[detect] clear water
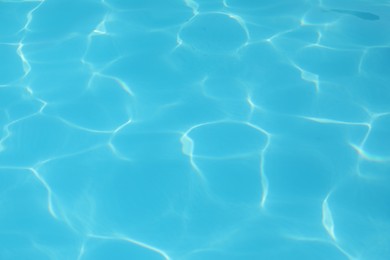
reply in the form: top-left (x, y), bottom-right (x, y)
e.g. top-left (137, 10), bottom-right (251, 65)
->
top-left (0, 0), bottom-right (389, 259)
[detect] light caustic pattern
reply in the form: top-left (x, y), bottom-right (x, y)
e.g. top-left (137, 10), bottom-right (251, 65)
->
top-left (0, 0), bottom-right (390, 259)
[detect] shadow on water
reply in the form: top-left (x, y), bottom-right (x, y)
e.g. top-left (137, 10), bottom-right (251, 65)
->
top-left (328, 8), bottom-right (380, 21)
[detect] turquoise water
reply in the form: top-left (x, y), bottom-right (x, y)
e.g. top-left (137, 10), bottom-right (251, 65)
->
top-left (0, 0), bottom-right (390, 259)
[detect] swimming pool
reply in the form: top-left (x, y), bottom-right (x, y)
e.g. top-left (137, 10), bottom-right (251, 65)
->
top-left (0, 0), bottom-right (389, 259)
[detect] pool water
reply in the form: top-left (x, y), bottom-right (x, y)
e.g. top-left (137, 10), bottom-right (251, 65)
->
top-left (0, 0), bottom-right (390, 259)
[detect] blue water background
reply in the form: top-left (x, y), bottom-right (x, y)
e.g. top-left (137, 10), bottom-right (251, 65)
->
top-left (0, 0), bottom-right (390, 259)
